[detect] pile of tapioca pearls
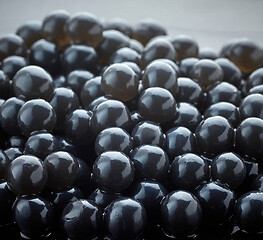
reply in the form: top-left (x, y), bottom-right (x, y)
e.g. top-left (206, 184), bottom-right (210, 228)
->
top-left (0, 9), bottom-right (263, 240)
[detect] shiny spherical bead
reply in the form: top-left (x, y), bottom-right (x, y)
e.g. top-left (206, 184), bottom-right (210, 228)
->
top-left (95, 127), bottom-right (133, 155)
top-left (62, 44), bottom-right (98, 74)
top-left (204, 102), bottom-right (240, 128)
top-left (141, 38), bottom-right (177, 69)
top-left (102, 63), bottom-right (139, 102)
top-left (236, 117), bottom-right (263, 159)
top-left (97, 30), bottom-right (129, 65)
top-left (211, 152), bottom-right (246, 190)
top-left (195, 181), bottom-right (235, 225)
top-left (13, 195), bottom-right (54, 239)
top-left (193, 59), bottom-right (223, 91)
top-left (205, 82), bottom-right (241, 107)
top-left (171, 34), bottom-right (199, 61)
top-left (90, 99), bottom-right (131, 136)
top-left (4, 147), bottom-right (23, 162)
top-left (250, 173), bottom-right (263, 191)
top-left (65, 12), bottom-right (103, 47)
top-left (109, 47), bottom-right (140, 65)
top-left (0, 97), bottom-right (25, 135)
top-left (219, 38), bottom-right (239, 58)
top-left (0, 150), bottom-right (10, 179)
top-left (195, 116), bottom-right (234, 157)
top-left (43, 151), bottom-right (79, 191)
top-left (104, 197), bottom-right (147, 240)
top-left (88, 95), bottom-right (111, 111)
top-left (16, 20), bottom-right (42, 49)
top-left (0, 180), bottom-right (16, 225)
top-left (138, 87), bottom-right (176, 123)
top-left (169, 153), bottom-right (209, 191)
top-left (131, 120), bottom-right (165, 147)
top-left (24, 132), bottom-right (60, 160)
top-left (121, 61), bottom-right (142, 79)
top-left (0, 70), bottom-right (10, 100)
top-left (229, 38), bottom-right (263, 73)
top-left (247, 68), bottom-right (263, 90)
top-left (235, 191), bottom-right (263, 233)
top-left (160, 190), bottom-right (202, 238)
top-left (129, 39), bottom-right (144, 54)
top-left (104, 17), bottom-right (132, 37)
top-left (142, 61), bottom-right (178, 96)
top-left (132, 18), bottom-right (167, 46)
top-left (0, 34), bottom-right (27, 61)
top-left (249, 84), bottom-right (263, 95)
top-left (198, 47), bottom-right (219, 60)
top-left (13, 65), bottom-right (54, 101)
top-left (179, 57), bottom-right (198, 78)
top-left (165, 126), bottom-right (197, 159)
top-left (176, 77), bottom-right (204, 107)
top-left (130, 145), bottom-right (169, 181)
top-left (61, 199), bottom-right (103, 240)
top-left (42, 10), bottom-right (70, 47)
top-left (17, 99), bottom-right (57, 137)
top-left (29, 39), bottom-right (60, 75)
top-left (172, 102), bottom-right (202, 131)
top-left (1, 56), bottom-right (28, 80)
top-left (239, 93), bottom-right (263, 120)
top-left (92, 151), bottom-right (134, 193)
top-left (81, 76), bottom-right (103, 109)
top-left (7, 155), bottom-right (47, 196)
top-left (49, 87), bottom-right (80, 129)
top-left (215, 58), bottom-right (242, 88)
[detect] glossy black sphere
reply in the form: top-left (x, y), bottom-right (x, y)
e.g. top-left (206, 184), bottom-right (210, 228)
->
top-left (198, 47), bottom-right (219, 60)
top-left (160, 190), bottom-right (202, 238)
top-left (0, 150), bottom-right (10, 179)
top-left (195, 181), bottom-right (235, 225)
top-left (0, 70), bottom-right (10, 100)
top-left (247, 67), bottom-right (263, 90)
top-left (169, 153), bottom-right (209, 191)
top-left (165, 126), bottom-right (197, 159)
top-left (104, 197), bottom-right (147, 240)
top-left (195, 116), bottom-right (234, 157)
top-left (235, 191), bottom-right (263, 233)
top-left (4, 147), bottom-right (23, 162)
top-left (13, 195), bottom-right (54, 238)
top-left (104, 17), bottom-right (132, 37)
top-left (92, 151), bottom-right (134, 193)
top-left (17, 99), bottom-right (57, 137)
top-left (90, 99), bottom-right (131, 136)
top-left (179, 57), bottom-right (198, 78)
top-left (110, 47), bottom-right (140, 65)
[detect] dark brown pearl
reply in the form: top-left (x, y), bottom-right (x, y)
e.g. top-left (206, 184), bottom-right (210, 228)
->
top-left (43, 151), bottom-right (79, 191)
top-left (141, 38), bottom-right (177, 69)
top-left (102, 63), bottom-right (139, 102)
top-left (0, 34), bottom-right (27, 61)
top-left (7, 155), bottom-right (47, 196)
top-left (103, 17), bottom-right (132, 37)
top-left (132, 19), bottom-right (167, 46)
top-left (16, 21), bottom-right (42, 49)
top-left (193, 59), bottom-right (223, 91)
top-left (13, 65), bottom-right (54, 101)
top-left (229, 38), bottom-right (263, 73)
top-left (42, 10), bottom-right (70, 48)
top-left (138, 87), bottom-right (176, 123)
top-left (219, 38), bottom-right (239, 58)
top-left (65, 12), bottom-right (103, 47)
top-left (97, 30), bottom-right (130, 65)
top-left (171, 34), bottom-right (199, 61)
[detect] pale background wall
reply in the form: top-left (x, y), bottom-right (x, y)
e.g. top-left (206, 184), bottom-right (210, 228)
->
top-left (0, 0), bottom-right (263, 51)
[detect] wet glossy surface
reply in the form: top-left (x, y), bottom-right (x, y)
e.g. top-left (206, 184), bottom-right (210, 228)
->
top-left (0, 97), bottom-right (25, 135)
top-left (179, 57), bottom-right (198, 78)
top-left (17, 99), bottom-right (57, 137)
top-left (195, 181), bottom-right (235, 225)
top-left (169, 153), bottom-right (209, 191)
top-left (235, 191), bottom-right (263, 233)
top-left (235, 117), bottom-right (263, 160)
top-left (24, 132), bottom-right (60, 160)
top-left (247, 68), bottom-right (263, 90)
top-left (104, 197), bottom-right (147, 240)
top-left (160, 190), bottom-right (202, 238)
top-left (102, 63), bottom-right (139, 102)
top-left (165, 126), bottom-right (197, 159)
top-left (110, 47), bottom-right (140, 65)
top-left (239, 93), bottom-right (263, 120)
top-left (4, 147), bottom-right (23, 161)
top-left (138, 87), bottom-right (176, 123)
top-left (13, 195), bottom-right (54, 238)
top-left (0, 70), bottom-right (10, 100)
top-left (198, 47), bottom-right (219, 60)
top-left (211, 152), bottom-right (246, 190)
top-left (92, 151), bottom-right (134, 193)
top-left (249, 84), bottom-right (263, 95)
top-left (13, 65), bottom-right (54, 101)
top-left (7, 155), bottom-right (47, 196)
top-left (43, 151), bottom-right (79, 191)
top-left (104, 17), bottom-right (132, 37)
top-left (95, 127), bottom-right (133, 155)
top-left (193, 59), bottom-right (223, 90)
top-left (142, 61), bottom-right (178, 96)
top-left (195, 116), bottom-right (234, 157)
top-left (90, 99), bottom-right (131, 136)
top-left (0, 150), bottom-right (10, 179)
top-left (130, 145), bottom-right (169, 181)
